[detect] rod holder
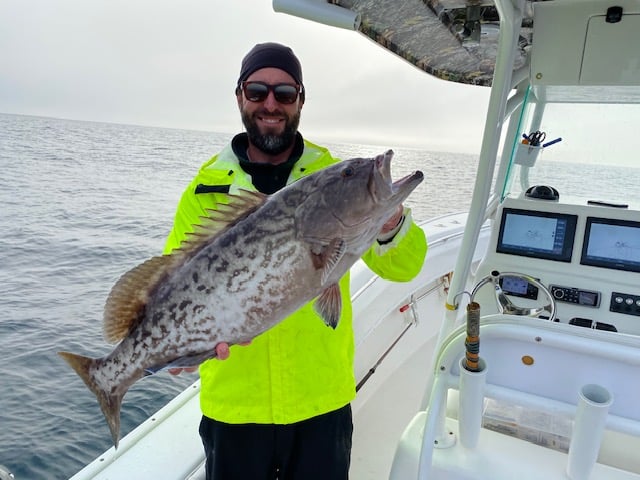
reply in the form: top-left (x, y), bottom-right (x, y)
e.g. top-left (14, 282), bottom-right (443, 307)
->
top-left (458, 357), bottom-right (487, 449)
top-left (567, 384), bottom-right (613, 480)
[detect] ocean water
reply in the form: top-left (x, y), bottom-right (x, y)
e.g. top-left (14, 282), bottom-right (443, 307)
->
top-left (2, 113), bottom-right (638, 479)
top-left (0, 113), bottom-right (479, 480)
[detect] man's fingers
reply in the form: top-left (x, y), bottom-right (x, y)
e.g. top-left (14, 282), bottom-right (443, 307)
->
top-left (381, 205), bottom-right (404, 233)
top-left (215, 343), bottom-right (231, 360)
top-left (167, 366), bottom-right (198, 375)
top-left (170, 342), bottom-right (250, 369)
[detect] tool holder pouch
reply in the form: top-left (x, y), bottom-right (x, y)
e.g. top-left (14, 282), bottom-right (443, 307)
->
top-left (514, 143), bottom-right (543, 167)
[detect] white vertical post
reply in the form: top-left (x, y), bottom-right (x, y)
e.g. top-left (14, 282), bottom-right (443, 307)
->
top-left (566, 384), bottom-right (613, 480)
top-left (458, 357), bottom-right (487, 449)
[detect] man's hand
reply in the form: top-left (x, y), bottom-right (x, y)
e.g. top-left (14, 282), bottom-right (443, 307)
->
top-left (168, 341), bottom-right (251, 375)
top-left (167, 343), bottom-right (231, 375)
top-left (214, 342), bottom-right (232, 360)
top-left (380, 205), bottom-right (404, 234)
top-left (168, 366), bottom-right (199, 375)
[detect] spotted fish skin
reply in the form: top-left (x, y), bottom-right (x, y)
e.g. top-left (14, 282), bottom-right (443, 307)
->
top-left (58, 150), bottom-right (423, 447)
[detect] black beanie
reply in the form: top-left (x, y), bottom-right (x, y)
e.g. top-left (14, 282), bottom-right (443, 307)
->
top-left (237, 42), bottom-right (304, 90)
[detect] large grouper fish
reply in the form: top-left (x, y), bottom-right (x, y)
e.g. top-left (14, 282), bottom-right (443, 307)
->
top-left (59, 150), bottom-right (423, 447)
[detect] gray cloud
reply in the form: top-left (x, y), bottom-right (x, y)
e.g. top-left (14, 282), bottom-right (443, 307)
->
top-left (0, 0), bottom-right (489, 153)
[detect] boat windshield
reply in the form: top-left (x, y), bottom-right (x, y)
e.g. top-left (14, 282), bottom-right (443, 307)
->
top-left (502, 98), bottom-right (640, 208)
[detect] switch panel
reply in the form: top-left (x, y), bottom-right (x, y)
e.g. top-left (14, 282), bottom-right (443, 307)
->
top-left (610, 292), bottom-right (640, 317)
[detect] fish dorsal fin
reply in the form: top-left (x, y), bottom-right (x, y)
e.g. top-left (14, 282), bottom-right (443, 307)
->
top-left (178, 189), bottom-right (267, 256)
top-left (314, 284), bottom-right (342, 329)
top-left (103, 255), bottom-right (179, 344)
top-left (102, 189), bottom-right (266, 344)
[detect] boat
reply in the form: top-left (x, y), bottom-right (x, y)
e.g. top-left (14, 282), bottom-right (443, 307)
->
top-left (69, 0), bottom-right (640, 478)
top-left (0, 464), bottom-right (15, 480)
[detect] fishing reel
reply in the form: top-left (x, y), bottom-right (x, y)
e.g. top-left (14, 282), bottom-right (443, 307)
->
top-left (470, 270), bottom-right (556, 321)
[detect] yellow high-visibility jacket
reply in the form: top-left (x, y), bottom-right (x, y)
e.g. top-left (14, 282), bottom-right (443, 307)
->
top-left (163, 138), bottom-right (427, 424)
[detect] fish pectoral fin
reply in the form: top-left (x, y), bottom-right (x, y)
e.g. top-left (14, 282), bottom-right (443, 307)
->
top-left (311, 238), bottom-right (346, 286)
top-left (314, 284), bottom-right (342, 329)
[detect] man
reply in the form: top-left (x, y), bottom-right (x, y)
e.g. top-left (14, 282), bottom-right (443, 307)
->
top-left (165, 42), bottom-right (427, 480)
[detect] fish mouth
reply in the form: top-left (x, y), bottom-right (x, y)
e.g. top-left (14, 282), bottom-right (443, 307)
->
top-left (370, 150), bottom-right (424, 203)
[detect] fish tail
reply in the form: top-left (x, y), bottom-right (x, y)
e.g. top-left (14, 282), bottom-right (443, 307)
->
top-left (58, 351), bottom-right (124, 448)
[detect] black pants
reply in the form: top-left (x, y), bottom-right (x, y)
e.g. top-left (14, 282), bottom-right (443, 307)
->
top-left (199, 404), bottom-right (353, 480)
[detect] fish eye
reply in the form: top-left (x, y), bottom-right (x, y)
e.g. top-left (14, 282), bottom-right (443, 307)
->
top-left (341, 166), bottom-right (355, 177)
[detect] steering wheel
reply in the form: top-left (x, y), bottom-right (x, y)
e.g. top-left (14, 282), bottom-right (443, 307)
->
top-left (470, 270), bottom-right (556, 321)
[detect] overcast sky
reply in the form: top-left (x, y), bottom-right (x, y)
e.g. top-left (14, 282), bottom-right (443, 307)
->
top-left (0, 0), bottom-right (493, 153)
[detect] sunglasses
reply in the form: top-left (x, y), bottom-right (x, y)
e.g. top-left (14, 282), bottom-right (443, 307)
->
top-left (240, 81), bottom-right (302, 105)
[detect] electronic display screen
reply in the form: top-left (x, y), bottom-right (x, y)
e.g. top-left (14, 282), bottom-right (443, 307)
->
top-left (502, 276), bottom-right (528, 295)
top-left (579, 290), bottom-right (599, 307)
top-left (580, 217), bottom-right (640, 273)
top-left (499, 275), bottom-right (539, 299)
top-left (496, 208), bottom-right (577, 262)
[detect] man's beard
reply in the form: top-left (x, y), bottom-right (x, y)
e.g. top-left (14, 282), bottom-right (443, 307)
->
top-left (242, 108), bottom-right (300, 155)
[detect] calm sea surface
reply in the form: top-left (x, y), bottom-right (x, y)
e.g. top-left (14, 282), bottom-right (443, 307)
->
top-left (0, 113), bottom-right (637, 479)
